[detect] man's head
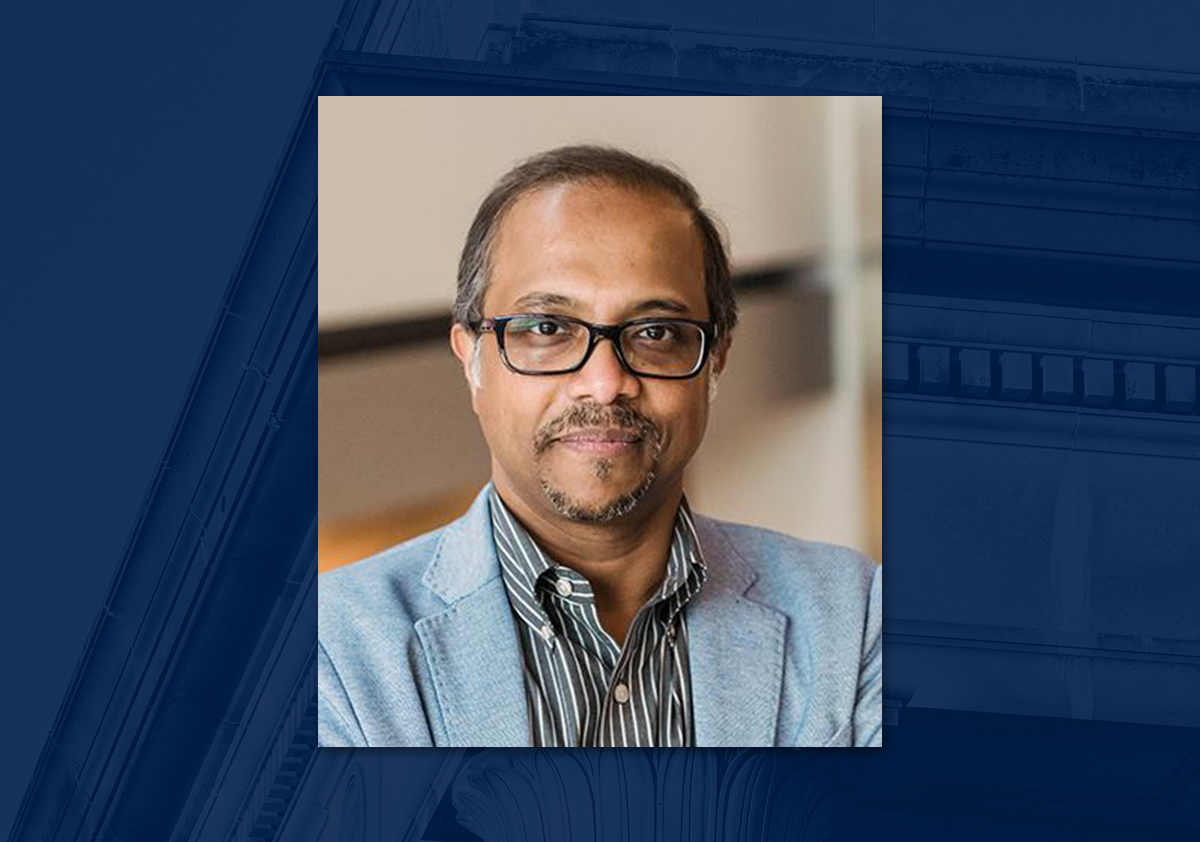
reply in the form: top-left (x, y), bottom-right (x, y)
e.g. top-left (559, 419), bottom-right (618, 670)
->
top-left (450, 145), bottom-right (736, 526)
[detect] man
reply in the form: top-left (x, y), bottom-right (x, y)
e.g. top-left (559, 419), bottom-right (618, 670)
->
top-left (319, 145), bottom-right (881, 748)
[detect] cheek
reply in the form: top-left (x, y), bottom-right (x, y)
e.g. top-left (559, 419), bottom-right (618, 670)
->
top-left (478, 380), bottom-right (554, 453)
top-left (650, 388), bottom-right (710, 456)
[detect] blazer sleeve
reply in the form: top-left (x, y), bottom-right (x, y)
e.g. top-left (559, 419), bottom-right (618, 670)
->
top-left (319, 639), bottom-right (369, 747)
top-left (853, 563), bottom-right (883, 747)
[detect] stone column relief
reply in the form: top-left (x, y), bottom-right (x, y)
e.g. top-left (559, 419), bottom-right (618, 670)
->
top-left (451, 749), bottom-right (850, 841)
top-left (338, 773), bottom-right (365, 842)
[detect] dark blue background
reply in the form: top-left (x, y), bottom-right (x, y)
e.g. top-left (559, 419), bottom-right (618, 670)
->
top-left (0, 0), bottom-right (338, 829)
top-left (4, 0), bottom-right (1198, 839)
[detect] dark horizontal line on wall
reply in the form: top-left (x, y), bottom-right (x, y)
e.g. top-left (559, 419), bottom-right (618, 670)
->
top-left (734, 261), bottom-right (815, 294)
top-left (318, 313), bottom-right (451, 360)
top-left (318, 261), bottom-right (814, 362)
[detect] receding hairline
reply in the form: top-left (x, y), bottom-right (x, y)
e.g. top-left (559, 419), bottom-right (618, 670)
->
top-left (454, 144), bottom-right (737, 337)
top-left (494, 175), bottom-right (699, 232)
top-left (483, 176), bottom-right (706, 277)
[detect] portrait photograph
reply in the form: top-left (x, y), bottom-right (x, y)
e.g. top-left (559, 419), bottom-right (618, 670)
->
top-left (317, 96), bottom-right (882, 748)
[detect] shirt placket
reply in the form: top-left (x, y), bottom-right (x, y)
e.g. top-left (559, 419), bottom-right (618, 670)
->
top-left (540, 568), bottom-right (610, 744)
top-left (491, 487), bottom-right (708, 749)
top-left (598, 602), bottom-right (665, 747)
top-left (592, 551), bottom-right (695, 746)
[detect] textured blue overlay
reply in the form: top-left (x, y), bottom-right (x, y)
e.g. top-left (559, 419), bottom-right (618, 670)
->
top-left (4, 0), bottom-right (1198, 840)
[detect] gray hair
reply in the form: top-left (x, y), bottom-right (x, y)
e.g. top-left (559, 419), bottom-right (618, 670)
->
top-left (452, 145), bottom-right (738, 338)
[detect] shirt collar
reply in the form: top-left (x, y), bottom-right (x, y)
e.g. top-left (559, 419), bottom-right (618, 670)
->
top-left (487, 487), bottom-right (708, 631)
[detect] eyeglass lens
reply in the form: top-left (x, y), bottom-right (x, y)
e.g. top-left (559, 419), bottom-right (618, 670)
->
top-left (502, 316), bottom-right (704, 376)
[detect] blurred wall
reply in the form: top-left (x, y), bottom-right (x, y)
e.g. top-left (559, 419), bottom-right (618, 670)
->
top-left (319, 96), bottom-right (827, 325)
top-left (689, 97), bottom-right (881, 554)
top-left (318, 96), bottom-right (880, 564)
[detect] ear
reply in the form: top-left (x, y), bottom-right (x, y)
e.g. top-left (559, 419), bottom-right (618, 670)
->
top-left (450, 323), bottom-right (482, 405)
top-left (710, 332), bottom-right (732, 378)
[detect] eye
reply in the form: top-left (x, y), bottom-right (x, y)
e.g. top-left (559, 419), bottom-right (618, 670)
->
top-left (635, 323), bottom-right (675, 341)
top-left (506, 316), bottom-right (577, 346)
top-left (507, 315), bottom-right (570, 334)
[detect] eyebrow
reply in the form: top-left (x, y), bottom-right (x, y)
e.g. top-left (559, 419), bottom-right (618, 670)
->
top-left (508, 291), bottom-right (694, 317)
top-left (629, 298), bottom-right (691, 316)
top-left (510, 292), bottom-right (577, 312)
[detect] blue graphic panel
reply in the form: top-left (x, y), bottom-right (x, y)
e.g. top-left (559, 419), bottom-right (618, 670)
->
top-left (6, 0), bottom-right (1199, 840)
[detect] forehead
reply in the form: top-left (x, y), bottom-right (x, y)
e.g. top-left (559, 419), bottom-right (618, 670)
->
top-left (484, 180), bottom-right (707, 317)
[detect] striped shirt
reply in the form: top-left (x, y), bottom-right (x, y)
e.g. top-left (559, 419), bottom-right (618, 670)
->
top-left (488, 487), bottom-right (708, 747)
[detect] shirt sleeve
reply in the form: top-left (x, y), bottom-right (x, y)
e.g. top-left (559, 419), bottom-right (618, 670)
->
top-left (318, 639), bottom-right (369, 747)
top-left (853, 563), bottom-right (883, 747)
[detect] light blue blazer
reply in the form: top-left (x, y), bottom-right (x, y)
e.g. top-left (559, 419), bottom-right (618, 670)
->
top-left (319, 485), bottom-right (882, 748)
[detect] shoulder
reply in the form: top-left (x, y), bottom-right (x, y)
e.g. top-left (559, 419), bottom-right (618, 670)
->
top-left (319, 527), bottom-right (446, 643)
top-left (694, 515), bottom-right (879, 615)
top-left (318, 526), bottom-right (457, 747)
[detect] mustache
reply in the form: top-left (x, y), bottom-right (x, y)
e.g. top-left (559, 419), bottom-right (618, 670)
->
top-left (533, 401), bottom-right (661, 456)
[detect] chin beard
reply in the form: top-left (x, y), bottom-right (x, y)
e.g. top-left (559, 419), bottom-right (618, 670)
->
top-left (532, 398), bottom-right (664, 524)
top-left (539, 467), bottom-right (658, 523)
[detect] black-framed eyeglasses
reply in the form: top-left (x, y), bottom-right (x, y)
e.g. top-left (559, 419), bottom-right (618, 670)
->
top-left (471, 313), bottom-right (718, 379)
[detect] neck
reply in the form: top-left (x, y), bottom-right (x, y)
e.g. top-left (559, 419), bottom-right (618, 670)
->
top-left (493, 474), bottom-right (682, 645)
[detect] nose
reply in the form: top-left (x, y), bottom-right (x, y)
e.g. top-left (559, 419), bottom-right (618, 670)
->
top-left (566, 337), bottom-right (641, 405)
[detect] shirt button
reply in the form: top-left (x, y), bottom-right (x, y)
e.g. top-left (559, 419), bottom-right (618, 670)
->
top-left (555, 579), bottom-right (574, 597)
top-left (612, 681), bottom-right (630, 704)
top-left (539, 624), bottom-right (554, 642)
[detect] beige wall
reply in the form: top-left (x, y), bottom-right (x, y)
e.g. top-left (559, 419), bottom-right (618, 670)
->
top-left (319, 96), bottom-right (828, 326)
top-left (318, 96), bottom-right (881, 559)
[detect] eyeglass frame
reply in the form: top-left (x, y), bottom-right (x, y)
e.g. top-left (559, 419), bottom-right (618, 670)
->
top-left (469, 312), bottom-right (720, 380)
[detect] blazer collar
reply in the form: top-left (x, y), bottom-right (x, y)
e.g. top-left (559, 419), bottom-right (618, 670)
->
top-left (419, 484), bottom-right (500, 603)
top-left (687, 515), bottom-right (788, 747)
top-left (414, 485), bottom-right (789, 748)
top-left (414, 484), bottom-right (532, 747)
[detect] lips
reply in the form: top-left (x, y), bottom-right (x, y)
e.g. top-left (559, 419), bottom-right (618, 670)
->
top-left (554, 428), bottom-right (643, 456)
top-left (532, 403), bottom-right (660, 457)
top-left (557, 428), bottom-right (642, 444)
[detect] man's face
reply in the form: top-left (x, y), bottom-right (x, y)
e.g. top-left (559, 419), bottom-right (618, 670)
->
top-left (452, 181), bottom-right (727, 525)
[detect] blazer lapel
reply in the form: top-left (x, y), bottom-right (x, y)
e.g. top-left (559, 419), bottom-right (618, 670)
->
top-left (688, 516), bottom-right (788, 747)
top-left (413, 486), bottom-right (532, 747)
